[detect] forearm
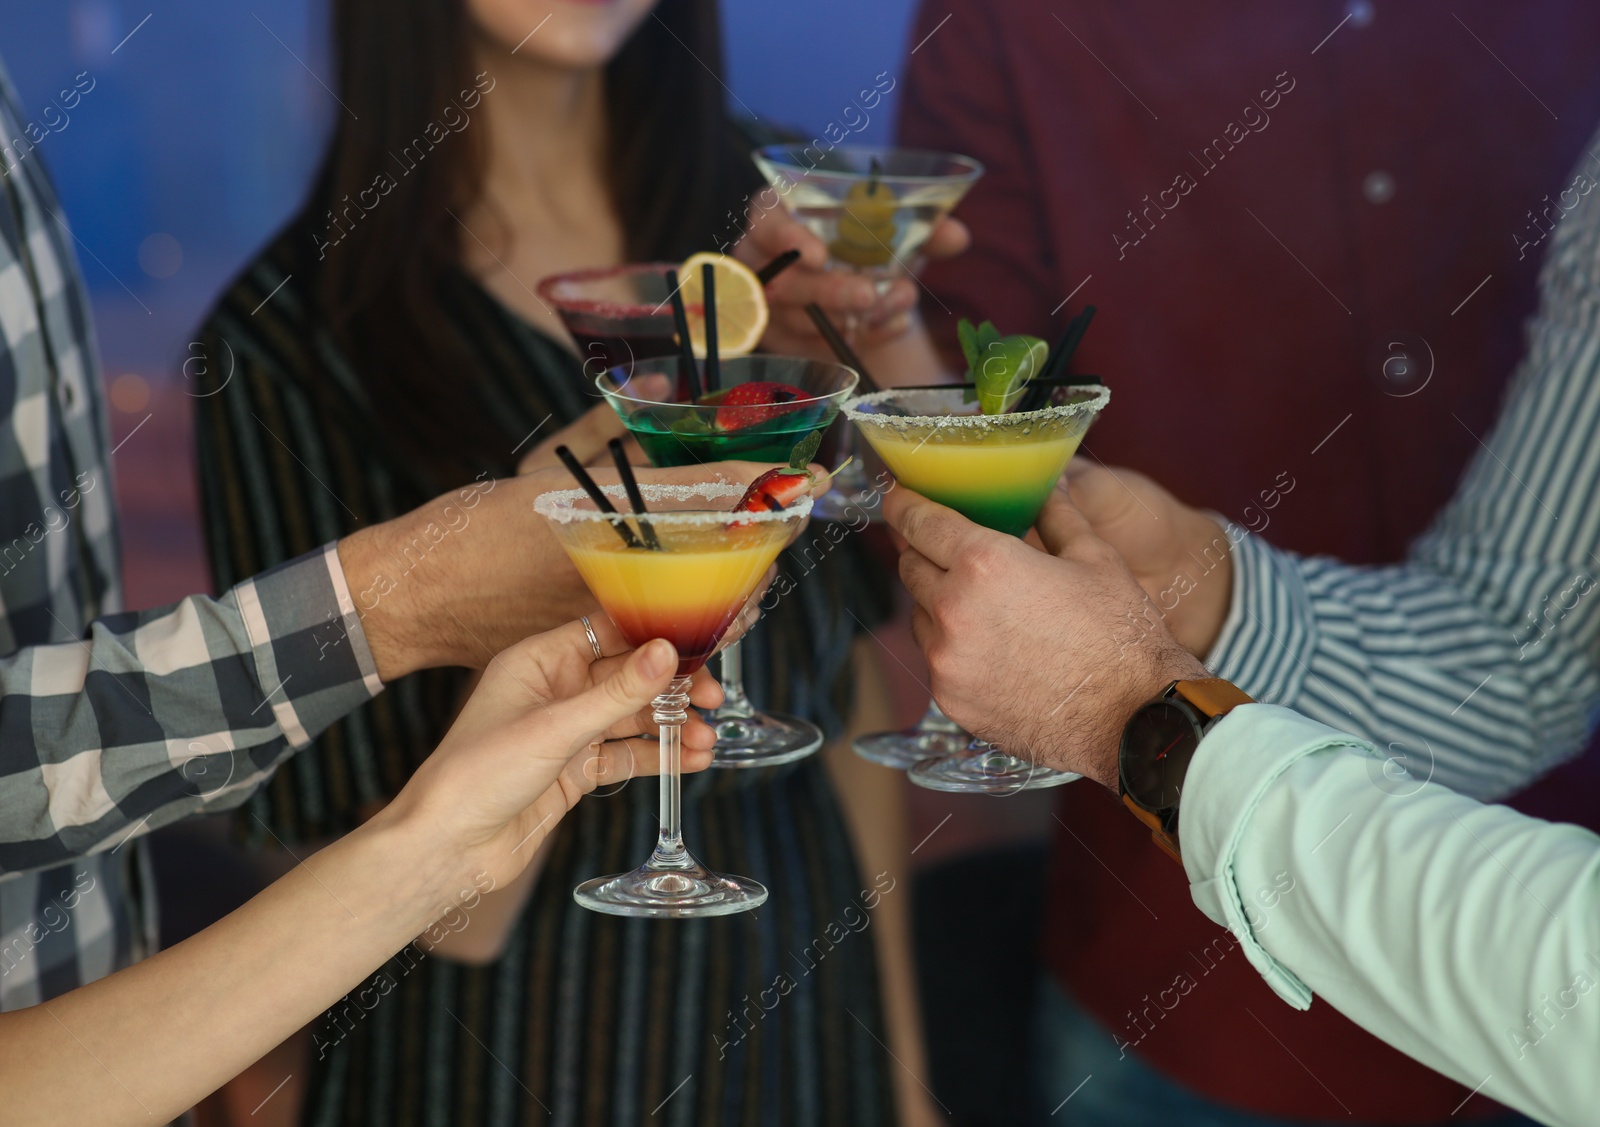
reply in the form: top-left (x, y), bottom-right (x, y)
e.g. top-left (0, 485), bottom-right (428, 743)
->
top-left (1182, 705), bottom-right (1600, 1127)
top-left (423, 840), bottom-right (547, 963)
top-left (0, 806), bottom-right (461, 1125)
top-left (823, 640), bottom-right (935, 1119)
top-left (339, 507), bottom-right (467, 681)
top-left (404, 669), bottom-right (543, 964)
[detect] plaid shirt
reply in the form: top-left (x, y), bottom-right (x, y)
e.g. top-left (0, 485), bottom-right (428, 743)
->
top-left (0, 60), bottom-right (380, 1011)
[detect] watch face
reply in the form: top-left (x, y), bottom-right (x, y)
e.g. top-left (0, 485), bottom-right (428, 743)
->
top-left (1120, 699), bottom-right (1206, 813)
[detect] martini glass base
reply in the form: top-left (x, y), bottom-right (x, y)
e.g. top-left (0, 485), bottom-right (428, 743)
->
top-left (574, 855), bottom-right (768, 918)
top-left (710, 709), bottom-right (824, 769)
top-left (908, 742), bottom-right (1082, 794)
top-left (853, 725), bottom-right (970, 770)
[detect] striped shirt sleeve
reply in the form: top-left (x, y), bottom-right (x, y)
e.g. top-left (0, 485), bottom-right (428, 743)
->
top-left (1207, 133), bottom-right (1600, 803)
top-left (0, 544), bottom-right (381, 875)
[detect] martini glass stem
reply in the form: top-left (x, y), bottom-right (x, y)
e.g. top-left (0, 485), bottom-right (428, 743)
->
top-left (716, 640), bottom-right (754, 718)
top-left (919, 699), bottom-right (963, 733)
top-left (650, 675), bottom-right (695, 867)
top-left (708, 632), bottom-right (823, 768)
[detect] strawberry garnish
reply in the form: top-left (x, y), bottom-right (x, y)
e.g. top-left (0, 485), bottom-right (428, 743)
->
top-left (733, 431), bottom-right (825, 515)
top-left (713, 381), bottom-right (809, 431)
top-left (736, 467), bottom-right (810, 514)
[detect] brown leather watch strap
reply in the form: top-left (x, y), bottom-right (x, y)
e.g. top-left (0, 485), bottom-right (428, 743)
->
top-left (1122, 679), bottom-right (1253, 864)
top-left (1122, 795), bottom-right (1183, 864)
top-left (1171, 677), bottom-right (1254, 718)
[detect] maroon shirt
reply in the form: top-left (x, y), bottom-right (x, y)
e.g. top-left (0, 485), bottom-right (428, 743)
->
top-left (900, 1), bottom-right (1600, 1120)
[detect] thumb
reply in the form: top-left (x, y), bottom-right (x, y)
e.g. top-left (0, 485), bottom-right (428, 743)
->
top-left (1060, 461), bottom-right (1127, 522)
top-left (1035, 491), bottom-right (1098, 557)
top-left (923, 215), bottom-right (971, 261)
top-left (1062, 463), bottom-right (1176, 539)
top-left (541, 638), bottom-right (680, 760)
top-left (598, 638), bottom-right (679, 712)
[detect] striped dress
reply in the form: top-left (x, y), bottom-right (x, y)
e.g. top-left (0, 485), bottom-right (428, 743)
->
top-left (191, 216), bottom-right (897, 1126)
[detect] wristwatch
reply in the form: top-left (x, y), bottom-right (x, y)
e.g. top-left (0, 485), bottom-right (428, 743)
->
top-left (1118, 678), bottom-right (1253, 862)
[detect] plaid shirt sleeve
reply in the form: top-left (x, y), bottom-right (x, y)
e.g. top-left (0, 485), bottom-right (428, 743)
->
top-left (0, 543), bottom-right (381, 875)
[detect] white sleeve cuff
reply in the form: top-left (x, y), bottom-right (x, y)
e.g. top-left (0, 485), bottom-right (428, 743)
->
top-left (1180, 704), bottom-right (1383, 1009)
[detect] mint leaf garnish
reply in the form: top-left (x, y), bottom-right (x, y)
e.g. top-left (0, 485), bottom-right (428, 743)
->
top-left (957, 319), bottom-right (980, 375)
top-left (788, 429), bottom-right (823, 469)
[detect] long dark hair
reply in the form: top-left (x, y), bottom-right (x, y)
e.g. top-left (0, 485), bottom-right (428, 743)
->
top-left (313, 0), bottom-right (740, 485)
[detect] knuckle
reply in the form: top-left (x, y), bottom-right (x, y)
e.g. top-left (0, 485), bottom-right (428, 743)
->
top-left (896, 551), bottom-right (919, 587)
top-left (962, 543), bottom-right (1007, 584)
top-left (579, 749), bottom-right (607, 784)
top-left (929, 584), bottom-right (965, 628)
top-left (925, 639), bottom-right (955, 683)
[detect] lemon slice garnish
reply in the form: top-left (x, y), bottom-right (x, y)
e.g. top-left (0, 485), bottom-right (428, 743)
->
top-left (678, 252), bottom-right (769, 358)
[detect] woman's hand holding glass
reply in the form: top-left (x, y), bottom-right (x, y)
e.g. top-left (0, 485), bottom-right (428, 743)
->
top-left (2, 623), bottom-right (719, 1127)
top-left (383, 618), bottom-right (723, 897)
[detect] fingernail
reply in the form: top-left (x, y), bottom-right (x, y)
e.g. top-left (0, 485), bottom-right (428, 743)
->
top-left (852, 284), bottom-right (878, 310)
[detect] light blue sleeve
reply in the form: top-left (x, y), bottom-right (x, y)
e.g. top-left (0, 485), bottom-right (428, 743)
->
top-left (1183, 704), bottom-right (1600, 1127)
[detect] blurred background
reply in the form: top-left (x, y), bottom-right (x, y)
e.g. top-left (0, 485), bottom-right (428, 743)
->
top-left (0, 0), bottom-right (921, 610)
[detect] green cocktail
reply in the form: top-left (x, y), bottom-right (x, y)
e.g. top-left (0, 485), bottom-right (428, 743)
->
top-left (623, 403), bottom-right (834, 466)
top-left (844, 385), bottom-right (1109, 537)
top-left (598, 355), bottom-right (857, 469)
top-left (597, 354), bottom-right (859, 769)
top-left (843, 381), bottom-right (1110, 792)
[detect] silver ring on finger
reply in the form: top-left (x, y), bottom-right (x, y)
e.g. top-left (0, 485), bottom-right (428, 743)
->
top-left (579, 615), bottom-right (605, 661)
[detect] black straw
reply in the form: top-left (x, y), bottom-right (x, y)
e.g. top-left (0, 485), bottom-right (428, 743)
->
top-left (804, 303), bottom-right (881, 393)
top-left (1016, 305), bottom-right (1098, 413)
top-left (1055, 305), bottom-right (1097, 373)
top-left (608, 439), bottom-right (661, 550)
top-left (665, 268), bottom-right (703, 402)
top-left (757, 249), bottom-right (801, 286)
top-left (701, 262), bottom-right (721, 394)
top-left (555, 444), bottom-right (644, 550)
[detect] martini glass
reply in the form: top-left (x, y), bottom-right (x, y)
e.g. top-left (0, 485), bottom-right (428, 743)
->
top-left (844, 383), bottom-right (1111, 792)
top-left (852, 700), bottom-right (970, 770)
top-left (537, 263), bottom-right (682, 384)
top-left (751, 145), bottom-right (984, 286)
top-left (598, 354), bottom-right (859, 768)
top-left (751, 145), bottom-right (984, 522)
top-left (535, 481), bottom-right (811, 916)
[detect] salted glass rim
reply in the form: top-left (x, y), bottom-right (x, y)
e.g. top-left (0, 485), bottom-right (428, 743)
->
top-left (534, 482), bottom-right (813, 526)
top-left (534, 262), bottom-right (677, 317)
top-left (596, 358), bottom-right (859, 412)
top-left (841, 383), bottom-right (1111, 432)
